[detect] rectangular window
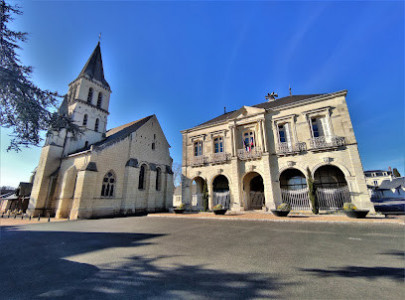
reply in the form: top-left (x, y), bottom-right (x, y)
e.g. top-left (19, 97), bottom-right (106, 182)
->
top-left (311, 118), bottom-right (320, 137)
top-left (278, 125), bottom-right (286, 143)
top-left (214, 137), bottom-right (223, 153)
top-left (243, 131), bottom-right (255, 151)
top-left (194, 141), bottom-right (203, 156)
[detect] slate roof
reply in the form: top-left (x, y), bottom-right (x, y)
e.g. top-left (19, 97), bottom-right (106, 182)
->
top-left (193, 93), bottom-right (324, 129)
top-left (68, 115), bottom-right (154, 155)
top-left (378, 177), bottom-right (405, 190)
top-left (364, 170), bottom-right (392, 174)
top-left (75, 42), bottom-right (110, 89)
top-left (58, 95), bottom-right (69, 116)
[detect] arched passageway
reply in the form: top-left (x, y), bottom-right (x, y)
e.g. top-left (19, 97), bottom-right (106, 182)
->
top-left (243, 172), bottom-right (265, 210)
top-left (279, 168), bottom-right (310, 210)
top-left (191, 177), bottom-right (207, 210)
top-left (314, 165), bottom-right (349, 210)
top-left (212, 175), bottom-right (230, 208)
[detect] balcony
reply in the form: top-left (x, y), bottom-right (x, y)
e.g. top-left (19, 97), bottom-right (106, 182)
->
top-left (191, 155), bottom-right (208, 167)
top-left (237, 147), bottom-right (262, 160)
top-left (276, 142), bottom-right (307, 156)
top-left (211, 152), bottom-right (231, 164)
top-left (309, 136), bottom-right (345, 152)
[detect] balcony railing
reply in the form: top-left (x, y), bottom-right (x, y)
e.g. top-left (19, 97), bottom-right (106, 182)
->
top-left (309, 136), bottom-right (345, 151)
top-left (237, 147), bottom-right (262, 160)
top-left (211, 152), bottom-right (231, 164)
top-left (191, 155), bottom-right (208, 167)
top-left (277, 142), bottom-right (307, 156)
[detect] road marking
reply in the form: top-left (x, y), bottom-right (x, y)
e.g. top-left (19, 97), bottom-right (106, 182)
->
top-left (348, 237), bottom-right (362, 240)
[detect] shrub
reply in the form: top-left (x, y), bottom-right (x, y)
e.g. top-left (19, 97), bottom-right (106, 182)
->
top-left (343, 202), bottom-right (357, 211)
top-left (277, 203), bottom-right (291, 211)
top-left (307, 167), bottom-right (319, 214)
top-left (213, 204), bottom-right (223, 210)
top-left (202, 181), bottom-right (209, 211)
top-left (176, 203), bottom-right (186, 210)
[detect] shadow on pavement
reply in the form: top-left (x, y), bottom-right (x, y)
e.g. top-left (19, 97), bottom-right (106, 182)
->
top-left (0, 226), bottom-right (284, 299)
top-left (300, 266), bottom-right (404, 282)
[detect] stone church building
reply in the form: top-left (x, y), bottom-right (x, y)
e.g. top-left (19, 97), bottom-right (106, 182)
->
top-left (181, 91), bottom-right (373, 212)
top-left (27, 42), bottom-right (174, 219)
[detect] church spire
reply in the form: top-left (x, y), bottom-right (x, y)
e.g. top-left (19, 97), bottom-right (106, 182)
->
top-left (75, 42), bottom-right (110, 89)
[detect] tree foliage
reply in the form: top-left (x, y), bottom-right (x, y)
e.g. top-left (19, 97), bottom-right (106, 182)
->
top-left (172, 162), bottom-right (182, 187)
top-left (306, 167), bottom-right (319, 214)
top-left (202, 180), bottom-right (209, 211)
top-left (393, 168), bottom-right (401, 178)
top-left (0, 1), bottom-right (79, 151)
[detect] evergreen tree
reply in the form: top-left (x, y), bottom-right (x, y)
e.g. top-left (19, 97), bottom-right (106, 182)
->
top-left (306, 167), bottom-right (319, 214)
top-left (202, 181), bottom-right (209, 211)
top-left (0, 1), bottom-right (79, 151)
top-left (393, 168), bottom-right (401, 178)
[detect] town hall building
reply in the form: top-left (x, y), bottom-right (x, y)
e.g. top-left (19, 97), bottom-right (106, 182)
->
top-left (27, 42), bottom-right (174, 219)
top-left (181, 91), bottom-right (373, 212)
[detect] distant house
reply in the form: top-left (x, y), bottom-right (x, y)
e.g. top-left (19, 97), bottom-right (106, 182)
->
top-left (364, 170), bottom-right (394, 188)
top-left (0, 182), bottom-right (32, 214)
top-left (370, 177), bottom-right (405, 214)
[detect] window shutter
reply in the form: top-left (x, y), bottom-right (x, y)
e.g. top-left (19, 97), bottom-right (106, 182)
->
top-left (284, 123), bottom-right (292, 148)
top-left (321, 117), bottom-right (331, 137)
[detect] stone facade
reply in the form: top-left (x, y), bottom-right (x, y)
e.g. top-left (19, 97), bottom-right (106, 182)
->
top-left (27, 42), bottom-right (174, 219)
top-left (181, 91), bottom-right (373, 212)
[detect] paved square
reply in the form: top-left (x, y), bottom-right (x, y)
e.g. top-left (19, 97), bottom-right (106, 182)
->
top-left (1, 216), bottom-right (403, 299)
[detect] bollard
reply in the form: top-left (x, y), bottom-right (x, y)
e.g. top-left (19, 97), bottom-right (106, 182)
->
top-left (48, 216), bottom-right (50, 222)
top-left (14, 214), bottom-right (17, 219)
top-left (21, 214), bottom-right (24, 220)
top-left (29, 215), bottom-right (32, 221)
top-left (67, 216), bottom-right (70, 221)
top-left (1, 213), bottom-right (3, 218)
top-left (38, 215), bottom-right (41, 221)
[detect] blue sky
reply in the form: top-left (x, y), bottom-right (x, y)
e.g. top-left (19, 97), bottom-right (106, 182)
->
top-left (1, 0), bottom-right (404, 187)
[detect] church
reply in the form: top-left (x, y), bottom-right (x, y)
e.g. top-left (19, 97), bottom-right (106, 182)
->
top-left (27, 42), bottom-right (174, 219)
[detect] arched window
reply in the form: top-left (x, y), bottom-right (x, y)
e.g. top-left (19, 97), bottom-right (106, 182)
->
top-left (138, 165), bottom-right (146, 190)
top-left (87, 88), bottom-right (93, 103)
top-left (95, 118), bottom-right (99, 132)
top-left (97, 92), bottom-right (102, 108)
top-left (151, 142), bottom-right (155, 150)
top-left (83, 114), bottom-right (88, 126)
top-left (156, 167), bottom-right (161, 191)
top-left (101, 171), bottom-right (115, 197)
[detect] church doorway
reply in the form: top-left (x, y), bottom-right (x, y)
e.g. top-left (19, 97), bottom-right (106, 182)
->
top-left (212, 175), bottom-right (230, 208)
top-left (242, 172), bottom-right (265, 210)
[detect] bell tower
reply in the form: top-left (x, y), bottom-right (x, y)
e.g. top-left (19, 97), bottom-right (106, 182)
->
top-left (63, 41), bottom-right (112, 155)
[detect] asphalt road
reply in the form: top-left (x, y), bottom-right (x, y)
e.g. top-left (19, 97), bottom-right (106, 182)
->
top-left (0, 216), bottom-right (403, 299)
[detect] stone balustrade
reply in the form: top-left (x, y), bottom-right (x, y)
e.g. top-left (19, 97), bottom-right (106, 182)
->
top-left (309, 136), bottom-right (345, 151)
top-left (276, 142), bottom-right (307, 156)
top-left (237, 147), bottom-right (262, 160)
top-left (191, 155), bottom-right (208, 167)
top-left (211, 152), bottom-right (231, 164)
